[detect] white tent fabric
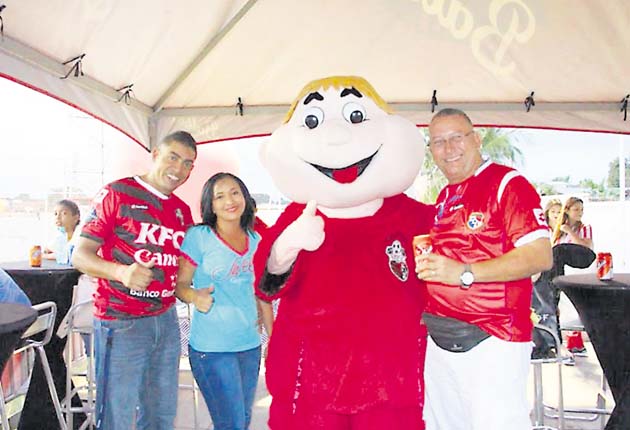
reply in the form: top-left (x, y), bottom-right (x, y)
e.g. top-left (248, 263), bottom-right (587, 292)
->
top-left (1, 0), bottom-right (629, 148)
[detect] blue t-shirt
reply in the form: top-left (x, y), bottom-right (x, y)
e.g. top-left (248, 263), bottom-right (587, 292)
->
top-left (181, 225), bottom-right (261, 352)
top-left (0, 269), bottom-right (31, 306)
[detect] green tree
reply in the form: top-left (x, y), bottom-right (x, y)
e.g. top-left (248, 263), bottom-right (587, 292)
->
top-left (421, 128), bottom-right (523, 203)
top-left (577, 178), bottom-right (605, 199)
top-left (479, 128), bottom-right (524, 168)
top-left (606, 158), bottom-right (630, 188)
top-left (534, 182), bottom-right (558, 196)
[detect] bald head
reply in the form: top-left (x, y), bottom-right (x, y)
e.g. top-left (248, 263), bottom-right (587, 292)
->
top-left (430, 108), bottom-right (474, 128)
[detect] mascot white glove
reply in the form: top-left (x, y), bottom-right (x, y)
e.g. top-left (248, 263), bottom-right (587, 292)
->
top-left (267, 200), bottom-right (325, 274)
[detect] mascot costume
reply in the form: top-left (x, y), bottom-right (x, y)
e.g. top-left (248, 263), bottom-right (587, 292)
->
top-left (254, 76), bottom-right (435, 429)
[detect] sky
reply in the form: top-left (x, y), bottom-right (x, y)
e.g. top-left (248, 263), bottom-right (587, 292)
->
top-left (514, 128), bottom-right (627, 185)
top-left (1, 77), bottom-right (629, 199)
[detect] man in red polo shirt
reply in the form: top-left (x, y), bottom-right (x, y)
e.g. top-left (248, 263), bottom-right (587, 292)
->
top-left (415, 108), bottom-right (552, 430)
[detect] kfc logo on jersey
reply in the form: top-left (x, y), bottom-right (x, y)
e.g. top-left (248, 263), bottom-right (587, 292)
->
top-left (134, 249), bottom-right (178, 267)
top-left (466, 212), bottom-right (484, 230)
top-left (385, 240), bottom-right (409, 282)
top-left (135, 222), bottom-right (185, 249)
top-left (533, 208), bottom-right (546, 226)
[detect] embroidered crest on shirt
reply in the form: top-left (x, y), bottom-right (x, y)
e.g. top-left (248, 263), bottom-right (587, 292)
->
top-left (385, 240), bottom-right (409, 282)
top-left (466, 212), bottom-right (484, 230)
top-left (175, 208), bottom-right (184, 226)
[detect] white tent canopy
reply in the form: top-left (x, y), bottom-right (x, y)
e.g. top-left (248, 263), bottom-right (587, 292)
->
top-left (1, 0), bottom-right (629, 149)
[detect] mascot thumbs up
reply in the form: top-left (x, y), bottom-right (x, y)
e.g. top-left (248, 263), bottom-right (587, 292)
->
top-left (254, 76), bottom-right (435, 430)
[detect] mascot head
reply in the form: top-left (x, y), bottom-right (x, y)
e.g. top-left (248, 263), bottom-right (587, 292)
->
top-left (260, 76), bottom-right (425, 208)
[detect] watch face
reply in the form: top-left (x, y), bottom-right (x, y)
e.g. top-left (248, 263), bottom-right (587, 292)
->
top-left (461, 271), bottom-right (474, 286)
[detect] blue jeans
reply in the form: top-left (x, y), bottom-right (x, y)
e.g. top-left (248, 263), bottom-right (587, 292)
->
top-left (189, 346), bottom-right (261, 430)
top-left (94, 307), bottom-right (180, 430)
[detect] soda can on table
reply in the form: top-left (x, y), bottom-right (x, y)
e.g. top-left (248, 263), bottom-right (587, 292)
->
top-left (596, 252), bottom-right (613, 280)
top-left (412, 234), bottom-right (432, 258)
top-left (29, 245), bottom-right (42, 267)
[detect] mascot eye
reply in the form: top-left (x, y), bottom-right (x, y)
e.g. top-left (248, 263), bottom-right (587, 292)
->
top-left (303, 107), bottom-right (324, 129)
top-left (342, 102), bottom-right (366, 124)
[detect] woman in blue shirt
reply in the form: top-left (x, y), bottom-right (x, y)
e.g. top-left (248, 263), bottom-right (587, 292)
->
top-left (176, 172), bottom-right (272, 430)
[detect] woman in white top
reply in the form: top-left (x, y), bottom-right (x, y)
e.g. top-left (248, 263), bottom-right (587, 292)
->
top-left (552, 197), bottom-right (593, 249)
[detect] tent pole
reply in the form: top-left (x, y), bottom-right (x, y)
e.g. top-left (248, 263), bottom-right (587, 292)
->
top-left (620, 136), bottom-right (626, 201)
top-left (157, 102), bottom-right (621, 118)
top-left (148, 116), bottom-right (158, 151)
top-left (0, 35), bottom-right (152, 115)
top-left (152, 0), bottom-right (260, 113)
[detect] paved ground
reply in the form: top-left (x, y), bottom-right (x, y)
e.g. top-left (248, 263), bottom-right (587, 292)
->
top-left (173, 291), bottom-right (612, 429)
top-left (174, 340), bottom-right (613, 430)
top-left (175, 358), bottom-right (271, 430)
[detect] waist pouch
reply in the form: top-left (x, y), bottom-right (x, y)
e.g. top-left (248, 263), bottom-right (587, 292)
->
top-left (423, 313), bottom-right (490, 353)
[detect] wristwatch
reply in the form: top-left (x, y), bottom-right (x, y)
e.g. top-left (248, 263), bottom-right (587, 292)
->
top-left (460, 264), bottom-right (474, 289)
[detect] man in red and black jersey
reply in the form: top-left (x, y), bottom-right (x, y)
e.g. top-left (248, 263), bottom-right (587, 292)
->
top-left (72, 131), bottom-right (197, 430)
top-left (415, 109), bottom-right (552, 430)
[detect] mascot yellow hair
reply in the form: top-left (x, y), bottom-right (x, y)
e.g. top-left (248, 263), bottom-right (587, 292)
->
top-left (284, 76), bottom-right (393, 123)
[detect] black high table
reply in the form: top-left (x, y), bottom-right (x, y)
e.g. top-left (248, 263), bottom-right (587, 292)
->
top-left (2, 260), bottom-right (84, 430)
top-left (555, 273), bottom-right (630, 430)
top-left (0, 303), bottom-right (37, 377)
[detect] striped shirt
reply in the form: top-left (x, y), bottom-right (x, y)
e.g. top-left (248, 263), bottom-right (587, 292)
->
top-left (556, 224), bottom-right (593, 245)
top-left (81, 176), bottom-right (193, 319)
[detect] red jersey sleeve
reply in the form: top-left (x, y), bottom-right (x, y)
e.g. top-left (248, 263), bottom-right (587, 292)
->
top-left (499, 173), bottom-right (549, 247)
top-left (80, 185), bottom-right (117, 244)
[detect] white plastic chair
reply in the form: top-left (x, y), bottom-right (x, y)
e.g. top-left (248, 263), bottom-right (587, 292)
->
top-left (541, 324), bottom-right (612, 429)
top-left (0, 350), bottom-right (32, 430)
top-left (0, 373), bottom-right (14, 430)
top-left (1, 302), bottom-right (68, 430)
top-left (531, 323), bottom-right (565, 430)
top-left (58, 276), bottom-right (96, 430)
top-left (177, 301), bottom-right (201, 430)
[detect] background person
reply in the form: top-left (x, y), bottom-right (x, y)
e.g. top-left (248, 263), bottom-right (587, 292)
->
top-left (416, 108), bottom-right (552, 430)
top-left (544, 198), bottom-right (562, 229)
top-left (72, 130), bottom-right (197, 430)
top-left (552, 196), bottom-right (594, 357)
top-left (43, 199), bottom-right (80, 264)
top-left (42, 199), bottom-right (97, 355)
top-left (176, 172), bottom-right (272, 430)
top-left (530, 198), bottom-right (565, 360)
top-left (552, 196), bottom-right (593, 249)
top-left (531, 198), bottom-right (561, 284)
